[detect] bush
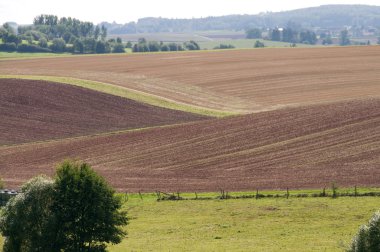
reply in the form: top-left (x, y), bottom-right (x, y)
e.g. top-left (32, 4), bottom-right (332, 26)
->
top-left (0, 161), bottom-right (128, 252)
top-left (49, 38), bottom-right (66, 53)
top-left (0, 176), bottom-right (55, 252)
top-left (112, 43), bottom-right (125, 53)
top-left (214, 44), bottom-right (235, 49)
top-left (0, 178), bottom-right (3, 189)
top-left (348, 211), bottom-right (380, 251)
top-left (0, 42), bottom-right (17, 52)
top-left (254, 40), bottom-right (265, 48)
top-left (17, 43), bottom-right (52, 53)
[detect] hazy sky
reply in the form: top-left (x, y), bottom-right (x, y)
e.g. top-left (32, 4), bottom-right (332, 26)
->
top-left (1, 0), bottom-right (380, 24)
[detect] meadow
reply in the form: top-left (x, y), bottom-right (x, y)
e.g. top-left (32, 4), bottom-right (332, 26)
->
top-left (2, 191), bottom-right (378, 251)
top-left (198, 39), bottom-right (319, 50)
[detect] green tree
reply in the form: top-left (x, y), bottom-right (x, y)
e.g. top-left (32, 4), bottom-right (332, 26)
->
top-left (0, 176), bottom-right (56, 252)
top-left (112, 43), bottom-right (125, 53)
top-left (246, 28), bottom-right (262, 39)
top-left (50, 38), bottom-right (66, 52)
top-left (254, 40), bottom-right (265, 48)
top-left (100, 25), bottom-right (107, 41)
top-left (52, 161), bottom-right (128, 251)
top-left (38, 37), bottom-right (48, 48)
top-left (340, 29), bottom-right (351, 46)
top-left (270, 28), bottom-right (281, 41)
top-left (348, 211), bottom-right (380, 252)
top-left (94, 26), bottom-right (100, 40)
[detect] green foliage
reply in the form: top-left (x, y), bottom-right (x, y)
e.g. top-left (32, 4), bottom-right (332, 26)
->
top-left (348, 211), bottom-right (380, 252)
top-left (213, 44), bottom-right (235, 49)
top-left (38, 37), bottom-right (48, 48)
top-left (0, 176), bottom-right (55, 252)
top-left (95, 40), bottom-right (110, 54)
top-left (246, 28), bottom-right (262, 39)
top-left (112, 43), bottom-right (125, 53)
top-left (52, 160), bottom-right (128, 251)
top-left (50, 38), bottom-right (66, 53)
top-left (0, 161), bottom-right (128, 252)
top-left (0, 178), bottom-right (3, 189)
top-left (340, 30), bottom-right (351, 46)
top-left (254, 40), bottom-right (265, 48)
top-left (184, 40), bottom-right (200, 50)
top-left (0, 43), bottom-right (17, 52)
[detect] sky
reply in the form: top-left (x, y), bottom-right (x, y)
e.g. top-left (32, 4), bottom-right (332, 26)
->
top-left (1, 0), bottom-right (380, 24)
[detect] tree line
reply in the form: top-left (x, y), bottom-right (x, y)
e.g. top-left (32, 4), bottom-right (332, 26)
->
top-left (132, 38), bottom-right (200, 52)
top-left (0, 15), bottom-right (125, 54)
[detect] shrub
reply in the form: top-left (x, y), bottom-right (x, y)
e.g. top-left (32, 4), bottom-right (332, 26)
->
top-left (348, 211), bottom-right (380, 251)
top-left (0, 42), bottom-right (17, 52)
top-left (112, 43), bottom-right (125, 53)
top-left (17, 43), bottom-right (52, 53)
top-left (49, 38), bottom-right (66, 53)
top-left (0, 176), bottom-right (55, 252)
top-left (254, 40), bottom-right (265, 48)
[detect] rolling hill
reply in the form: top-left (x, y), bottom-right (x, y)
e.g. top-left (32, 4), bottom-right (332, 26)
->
top-left (1, 98), bottom-right (379, 191)
top-left (0, 78), bottom-right (208, 145)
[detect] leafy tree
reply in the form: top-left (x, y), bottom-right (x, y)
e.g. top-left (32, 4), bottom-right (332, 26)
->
top-left (246, 28), bottom-right (262, 39)
top-left (161, 44), bottom-right (170, 51)
top-left (0, 176), bottom-right (56, 252)
top-left (112, 43), bottom-right (125, 53)
top-left (322, 35), bottom-right (333, 45)
top-left (214, 44), bottom-right (235, 49)
top-left (348, 211), bottom-right (380, 252)
top-left (38, 37), bottom-right (48, 48)
top-left (95, 40), bottom-right (107, 53)
top-left (270, 28), bottom-right (281, 41)
top-left (74, 39), bottom-right (84, 53)
top-left (148, 41), bottom-right (160, 52)
top-left (100, 25), bottom-right (107, 40)
top-left (282, 28), bottom-right (298, 43)
top-left (126, 41), bottom-right (132, 48)
top-left (94, 26), bottom-right (100, 40)
top-left (300, 30), bottom-right (317, 44)
top-left (184, 40), bottom-right (200, 50)
top-left (340, 29), bottom-right (351, 46)
top-left (50, 38), bottom-right (66, 52)
top-left (51, 161), bottom-right (128, 251)
top-left (254, 40), bottom-right (265, 48)
top-left (116, 37), bottom-right (122, 43)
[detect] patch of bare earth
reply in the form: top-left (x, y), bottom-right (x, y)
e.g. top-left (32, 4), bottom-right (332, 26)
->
top-left (1, 99), bottom-right (379, 192)
top-left (1, 47), bottom-right (380, 112)
top-left (0, 78), bottom-right (209, 145)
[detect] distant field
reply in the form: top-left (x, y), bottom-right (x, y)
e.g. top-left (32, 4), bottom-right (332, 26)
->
top-left (0, 78), bottom-right (208, 145)
top-left (198, 39), bottom-right (318, 50)
top-left (2, 194), bottom-right (378, 251)
top-left (2, 99), bottom-right (379, 191)
top-left (110, 32), bottom-right (213, 42)
top-left (1, 46), bottom-right (379, 113)
top-left (0, 51), bottom-right (73, 59)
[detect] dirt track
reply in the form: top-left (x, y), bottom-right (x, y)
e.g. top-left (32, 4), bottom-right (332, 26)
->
top-left (1, 99), bottom-right (379, 192)
top-left (1, 46), bottom-right (380, 112)
top-left (0, 79), bottom-right (208, 145)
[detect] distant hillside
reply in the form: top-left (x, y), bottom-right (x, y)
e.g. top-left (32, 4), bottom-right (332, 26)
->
top-left (101, 5), bottom-right (380, 34)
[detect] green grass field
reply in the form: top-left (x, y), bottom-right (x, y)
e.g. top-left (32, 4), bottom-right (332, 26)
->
top-left (198, 39), bottom-right (320, 50)
top-left (1, 190), bottom-right (379, 251)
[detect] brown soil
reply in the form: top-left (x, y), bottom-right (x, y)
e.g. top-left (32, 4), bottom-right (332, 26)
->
top-left (1, 98), bottom-right (379, 192)
top-left (1, 46), bottom-right (380, 112)
top-left (0, 78), bottom-right (208, 145)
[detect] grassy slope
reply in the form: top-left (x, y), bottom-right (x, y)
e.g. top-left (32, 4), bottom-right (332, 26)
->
top-left (198, 39), bottom-right (319, 50)
top-left (0, 75), bottom-right (232, 118)
top-left (1, 193), bottom-right (379, 251)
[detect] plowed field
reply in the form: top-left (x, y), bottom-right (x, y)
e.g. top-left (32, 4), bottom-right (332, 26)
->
top-left (0, 78), bottom-right (208, 145)
top-left (2, 98), bottom-right (379, 191)
top-left (1, 46), bottom-right (380, 112)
